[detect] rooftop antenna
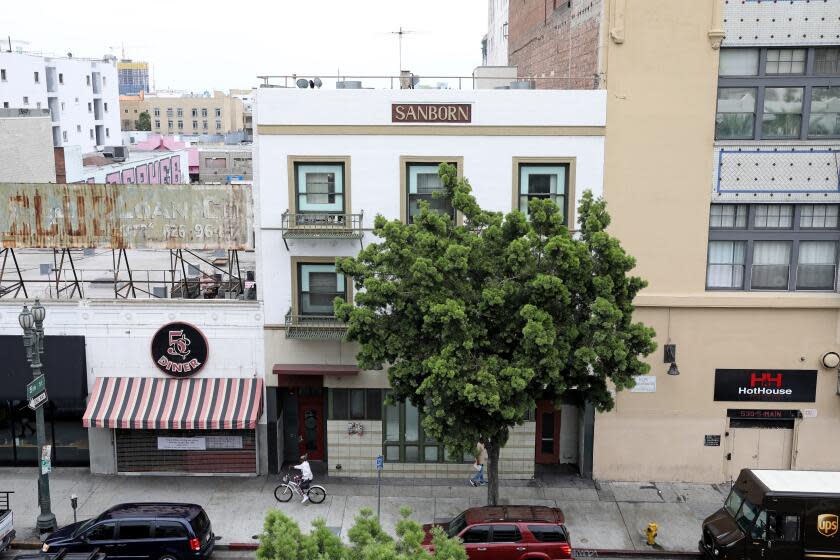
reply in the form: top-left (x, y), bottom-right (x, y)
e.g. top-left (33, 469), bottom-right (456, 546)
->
top-left (389, 26), bottom-right (414, 72)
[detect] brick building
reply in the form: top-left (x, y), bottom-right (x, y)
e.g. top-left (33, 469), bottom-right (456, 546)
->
top-left (506, 0), bottom-right (602, 89)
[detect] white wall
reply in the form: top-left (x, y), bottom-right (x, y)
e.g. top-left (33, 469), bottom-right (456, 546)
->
top-left (254, 88), bottom-right (606, 326)
top-left (0, 300), bottom-right (265, 393)
top-left (486, 0), bottom-right (510, 66)
top-left (0, 112), bottom-right (56, 182)
top-left (0, 52), bottom-right (121, 153)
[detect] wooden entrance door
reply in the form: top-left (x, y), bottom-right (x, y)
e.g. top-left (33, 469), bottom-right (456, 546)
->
top-left (298, 393), bottom-right (325, 461)
top-left (535, 400), bottom-right (561, 464)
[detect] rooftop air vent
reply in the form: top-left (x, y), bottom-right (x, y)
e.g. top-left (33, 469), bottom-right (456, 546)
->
top-left (336, 80), bottom-right (363, 89)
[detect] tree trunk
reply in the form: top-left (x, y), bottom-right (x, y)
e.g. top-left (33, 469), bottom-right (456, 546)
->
top-left (487, 441), bottom-right (501, 506)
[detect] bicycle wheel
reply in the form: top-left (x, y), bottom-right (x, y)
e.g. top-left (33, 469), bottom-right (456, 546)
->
top-left (307, 486), bottom-right (326, 504)
top-left (274, 484), bottom-right (293, 502)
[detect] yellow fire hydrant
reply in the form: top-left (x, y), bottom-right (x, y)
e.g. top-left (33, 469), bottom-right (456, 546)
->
top-left (645, 522), bottom-right (658, 546)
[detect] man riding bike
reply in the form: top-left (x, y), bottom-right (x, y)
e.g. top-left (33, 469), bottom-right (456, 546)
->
top-left (293, 454), bottom-right (314, 503)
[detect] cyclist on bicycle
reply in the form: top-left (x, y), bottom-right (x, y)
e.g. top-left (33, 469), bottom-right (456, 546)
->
top-left (294, 454), bottom-right (313, 503)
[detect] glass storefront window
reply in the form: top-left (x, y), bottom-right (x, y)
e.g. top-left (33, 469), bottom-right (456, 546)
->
top-left (0, 400), bottom-right (89, 467)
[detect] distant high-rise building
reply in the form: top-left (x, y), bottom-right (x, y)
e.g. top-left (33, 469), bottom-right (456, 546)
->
top-left (117, 59), bottom-right (150, 95)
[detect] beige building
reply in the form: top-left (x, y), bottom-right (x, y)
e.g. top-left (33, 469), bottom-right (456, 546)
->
top-left (120, 90), bottom-right (245, 136)
top-left (500, 0), bottom-right (840, 482)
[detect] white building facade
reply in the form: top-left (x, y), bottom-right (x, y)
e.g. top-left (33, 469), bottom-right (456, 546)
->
top-left (254, 87), bottom-right (606, 478)
top-left (0, 51), bottom-right (121, 153)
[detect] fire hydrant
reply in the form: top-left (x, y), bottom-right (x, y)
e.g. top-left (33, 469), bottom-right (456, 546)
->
top-left (645, 522), bottom-right (658, 546)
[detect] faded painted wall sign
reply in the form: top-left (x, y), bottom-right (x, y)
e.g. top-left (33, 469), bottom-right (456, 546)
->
top-left (391, 103), bottom-right (472, 123)
top-left (0, 183), bottom-right (253, 250)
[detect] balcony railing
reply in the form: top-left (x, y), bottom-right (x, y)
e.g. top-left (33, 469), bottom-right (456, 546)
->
top-left (285, 309), bottom-right (347, 340)
top-left (280, 211), bottom-right (364, 248)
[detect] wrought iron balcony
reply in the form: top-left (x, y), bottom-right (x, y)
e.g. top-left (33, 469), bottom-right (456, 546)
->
top-left (280, 211), bottom-right (364, 248)
top-left (284, 309), bottom-right (347, 340)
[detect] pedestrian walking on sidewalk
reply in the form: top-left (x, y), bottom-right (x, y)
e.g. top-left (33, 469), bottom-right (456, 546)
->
top-left (470, 438), bottom-right (488, 486)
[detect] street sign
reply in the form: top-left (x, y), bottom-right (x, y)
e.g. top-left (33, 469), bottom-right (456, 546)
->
top-left (26, 375), bottom-right (45, 400)
top-left (375, 455), bottom-right (384, 471)
top-left (41, 445), bottom-right (51, 475)
top-left (28, 391), bottom-right (48, 410)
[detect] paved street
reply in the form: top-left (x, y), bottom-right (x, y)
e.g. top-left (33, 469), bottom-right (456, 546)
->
top-left (1, 467), bottom-right (725, 552)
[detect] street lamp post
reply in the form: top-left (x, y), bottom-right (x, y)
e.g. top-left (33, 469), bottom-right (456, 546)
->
top-left (19, 299), bottom-right (57, 533)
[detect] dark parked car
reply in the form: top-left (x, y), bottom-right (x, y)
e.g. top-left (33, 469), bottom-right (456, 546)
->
top-left (423, 505), bottom-right (572, 560)
top-left (42, 503), bottom-right (214, 560)
top-left (15, 549), bottom-right (107, 560)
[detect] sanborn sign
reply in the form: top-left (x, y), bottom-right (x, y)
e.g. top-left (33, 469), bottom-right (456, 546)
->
top-left (391, 103), bottom-right (472, 124)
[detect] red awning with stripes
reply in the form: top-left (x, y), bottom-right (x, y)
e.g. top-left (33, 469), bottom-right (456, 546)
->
top-left (83, 377), bottom-right (263, 430)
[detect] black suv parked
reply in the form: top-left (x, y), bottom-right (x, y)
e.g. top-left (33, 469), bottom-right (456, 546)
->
top-left (43, 503), bottom-right (214, 560)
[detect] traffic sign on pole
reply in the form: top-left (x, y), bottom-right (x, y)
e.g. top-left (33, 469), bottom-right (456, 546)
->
top-left (28, 391), bottom-right (48, 410)
top-left (375, 455), bottom-right (384, 471)
top-left (27, 375), bottom-right (45, 400)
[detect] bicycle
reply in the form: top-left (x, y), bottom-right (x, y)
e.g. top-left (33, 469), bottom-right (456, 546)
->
top-left (274, 472), bottom-right (327, 504)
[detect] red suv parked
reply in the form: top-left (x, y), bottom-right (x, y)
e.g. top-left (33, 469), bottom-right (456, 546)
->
top-left (422, 505), bottom-right (572, 560)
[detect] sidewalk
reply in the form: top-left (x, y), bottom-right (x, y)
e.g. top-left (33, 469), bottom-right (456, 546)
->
top-left (1, 467), bottom-right (728, 553)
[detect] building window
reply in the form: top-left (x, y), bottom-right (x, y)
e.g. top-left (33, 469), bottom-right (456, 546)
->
top-left (104, 102), bottom-right (108, 112)
top-left (754, 205), bottom-right (793, 229)
top-left (294, 162), bottom-right (346, 214)
top-left (215, 108), bottom-right (221, 117)
top-left (201, 108), bottom-right (208, 117)
top-left (192, 120), bottom-right (198, 129)
top-left (177, 108), bottom-right (183, 117)
top-left (89, 129), bottom-right (94, 139)
top-left (2, 102), bottom-right (7, 108)
top-left (751, 241), bottom-right (792, 290)
top-left (797, 241), bottom-right (837, 290)
top-left (1, 69), bottom-right (6, 81)
top-left (36, 102), bottom-right (41, 109)
top-left (124, 109), bottom-right (128, 114)
top-left (202, 121), bottom-right (208, 130)
top-left (328, 389), bottom-right (383, 420)
top-left (815, 47), bottom-right (840, 76)
top-left (86, 75), bottom-right (90, 86)
top-left (406, 162), bottom-right (455, 223)
top-left (23, 96), bottom-right (28, 105)
top-left (383, 400), bottom-right (470, 463)
top-left (216, 120), bottom-right (221, 130)
top-left (517, 162), bottom-right (569, 222)
top-left (167, 120), bottom-right (173, 128)
top-left (191, 108), bottom-right (198, 117)
top-left (719, 48), bottom-right (759, 76)
top-left (708, 204), bottom-right (840, 292)
top-left (105, 128), bottom-right (110, 137)
top-left (33, 71), bottom-right (39, 83)
top-left (715, 88), bottom-right (756, 139)
top-left (62, 130), bottom-right (67, 141)
top-left (154, 108), bottom-right (160, 117)
top-left (762, 87), bottom-right (803, 139)
top-left (166, 108), bottom-right (173, 118)
top-left (204, 157), bottom-right (226, 168)
top-left (177, 120), bottom-right (183, 129)
top-left (717, 47), bottom-right (839, 140)
top-left (76, 125), bottom-right (81, 132)
top-left (154, 120), bottom-right (160, 128)
top-left (709, 204), bottom-right (747, 229)
top-left (58, 73), bottom-right (63, 84)
top-left (88, 102), bottom-right (92, 113)
top-left (766, 49), bottom-right (806, 75)
top-left (297, 263), bottom-right (346, 315)
top-left (800, 205), bottom-right (839, 229)
top-left (60, 102), bottom-right (64, 110)
top-left (102, 76), bottom-right (106, 86)
top-left (707, 241), bottom-right (746, 289)
top-left (809, 87), bottom-right (840, 138)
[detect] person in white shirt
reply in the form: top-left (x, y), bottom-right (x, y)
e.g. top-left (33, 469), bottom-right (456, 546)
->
top-left (293, 454), bottom-right (314, 503)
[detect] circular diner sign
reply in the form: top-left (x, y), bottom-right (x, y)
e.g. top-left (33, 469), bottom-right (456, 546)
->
top-left (151, 322), bottom-right (209, 378)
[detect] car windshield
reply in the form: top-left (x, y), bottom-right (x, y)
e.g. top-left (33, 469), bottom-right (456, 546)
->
top-left (447, 513), bottom-right (467, 538)
top-left (73, 519), bottom-right (96, 537)
top-left (734, 497), bottom-right (762, 533)
top-left (724, 488), bottom-right (745, 517)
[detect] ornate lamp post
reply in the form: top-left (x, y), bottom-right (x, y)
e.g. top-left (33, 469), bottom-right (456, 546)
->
top-left (19, 299), bottom-right (57, 533)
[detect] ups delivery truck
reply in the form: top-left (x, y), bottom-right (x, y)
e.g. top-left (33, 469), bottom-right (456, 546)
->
top-left (701, 469), bottom-right (840, 560)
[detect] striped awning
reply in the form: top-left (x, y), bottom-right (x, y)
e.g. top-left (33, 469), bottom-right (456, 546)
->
top-left (83, 377), bottom-right (263, 430)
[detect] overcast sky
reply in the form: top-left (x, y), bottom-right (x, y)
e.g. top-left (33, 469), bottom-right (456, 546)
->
top-left (2, 0), bottom-right (488, 92)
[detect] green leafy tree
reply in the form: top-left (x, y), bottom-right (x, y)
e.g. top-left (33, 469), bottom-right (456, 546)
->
top-left (256, 507), bottom-right (466, 560)
top-left (335, 164), bottom-right (655, 505)
top-left (136, 110), bottom-right (151, 131)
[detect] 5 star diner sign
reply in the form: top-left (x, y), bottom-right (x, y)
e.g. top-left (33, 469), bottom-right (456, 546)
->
top-left (151, 322), bottom-right (209, 378)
